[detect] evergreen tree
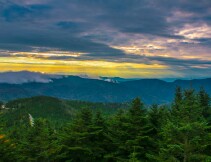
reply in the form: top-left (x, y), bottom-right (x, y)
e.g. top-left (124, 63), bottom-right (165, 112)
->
top-left (158, 89), bottom-right (211, 162)
top-left (17, 118), bottom-right (58, 161)
top-left (109, 98), bottom-right (154, 161)
top-left (148, 104), bottom-right (161, 135)
top-left (127, 98), bottom-right (154, 161)
top-left (59, 108), bottom-right (107, 161)
top-left (90, 111), bottom-right (112, 161)
top-left (172, 86), bottom-right (183, 116)
top-left (107, 109), bottom-right (128, 161)
top-left (1, 88), bottom-right (211, 161)
top-left (198, 87), bottom-right (211, 122)
top-left (0, 123), bottom-right (18, 161)
top-left (147, 104), bottom-right (171, 160)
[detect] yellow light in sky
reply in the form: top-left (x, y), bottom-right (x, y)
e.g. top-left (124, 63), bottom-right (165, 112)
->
top-left (0, 55), bottom-right (178, 78)
top-left (12, 51), bottom-right (81, 57)
top-left (111, 45), bottom-right (168, 57)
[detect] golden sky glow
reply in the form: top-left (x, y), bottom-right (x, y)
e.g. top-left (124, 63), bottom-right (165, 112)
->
top-left (0, 0), bottom-right (210, 79)
top-left (0, 46), bottom-right (209, 78)
top-left (0, 55), bottom-right (178, 78)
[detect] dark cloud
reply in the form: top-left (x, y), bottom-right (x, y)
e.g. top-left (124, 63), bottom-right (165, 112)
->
top-left (56, 21), bottom-right (79, 29)
top-left (0, 24), bottom-right (125, 56)
top-left (2, 4), bottom-right (32, 21)
top-left (1, 3), bottom-right (50, 22)
top-left (195, 38), bottom-right (211, 46)
top-left (0, 0), bottom-right (210, 78)
top-left (1, 0), bottom-right (210, 48)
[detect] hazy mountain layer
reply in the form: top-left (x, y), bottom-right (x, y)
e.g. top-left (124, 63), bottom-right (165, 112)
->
top-left (0, 74), bottom-right (210, 104)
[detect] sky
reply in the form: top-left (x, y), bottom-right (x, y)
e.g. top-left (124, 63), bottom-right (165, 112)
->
top-left (0, 0), bottom-right (210, 78)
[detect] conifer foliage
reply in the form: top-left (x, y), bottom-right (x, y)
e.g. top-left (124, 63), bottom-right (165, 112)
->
top-left (0, 88), bottom-right (210, 161)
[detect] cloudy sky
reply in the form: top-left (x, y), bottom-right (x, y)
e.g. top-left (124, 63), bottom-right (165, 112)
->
top-left (0, 0), bottom-right (210, 78)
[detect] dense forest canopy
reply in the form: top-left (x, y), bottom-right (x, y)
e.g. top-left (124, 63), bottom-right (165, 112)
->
top-left (0, 87), bottom-right (211, 162)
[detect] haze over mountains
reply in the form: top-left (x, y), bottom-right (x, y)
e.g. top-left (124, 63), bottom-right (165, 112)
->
top-left (0, 71), bottom-right (210, 104)
top-left (0, 71), bottom-right (63, 84)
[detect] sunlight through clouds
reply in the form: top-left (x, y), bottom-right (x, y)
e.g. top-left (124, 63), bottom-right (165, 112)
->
top-left (0, 0), bottom-right (210, 78)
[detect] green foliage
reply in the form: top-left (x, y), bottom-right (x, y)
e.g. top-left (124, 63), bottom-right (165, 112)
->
top-left (198, 87), bottom-right (211, 123)
top-left (172, 86), bottom-right (183, 116)
top-left (157, 88), bottom-right (211, 162)
top-left (17, 118), bottom-right (58, 161)
top-left (0, 123), bottom-right (18, 161)
top-left (107, 98), bottom-right (155, 161)
top-left (59, 108), bottom-right (111, 161)
top-left (2, 96), bottom-right (129, 128)
top-left (0, 88), bottom-right (210, 161)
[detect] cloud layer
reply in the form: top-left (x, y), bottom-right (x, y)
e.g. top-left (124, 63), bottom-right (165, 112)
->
top-left (0, 71), bottom-right (62, 84)
top-left (0, 0), bottom-right (210, 78)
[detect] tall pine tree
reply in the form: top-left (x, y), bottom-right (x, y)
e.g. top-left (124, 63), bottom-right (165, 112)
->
top-left (158, 89), bottom-right (211, 162)
top-left (108, 98), bottom-right (154, 161)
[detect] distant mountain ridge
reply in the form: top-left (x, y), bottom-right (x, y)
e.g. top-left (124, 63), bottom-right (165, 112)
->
top-left (99, 77), bottom-right (138, 83)
top-left (0, 71), bottom-right (210, 104)
top-left (0, 71), bottom-right (62, 84)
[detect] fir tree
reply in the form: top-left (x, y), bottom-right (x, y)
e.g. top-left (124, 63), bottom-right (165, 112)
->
top-left (17, 118), bottom-right (58, 161)
top-left (198, 87), bottom-right (211, 122)
top-left (0, 123), bottom-right (18, 161)
top-left (59, 108), bottom-right (99, 161)
top-left (109, 98), bottom-right (154, 161)
top-left (172, 86), bottom-right (183, 116)
top-left (158, 89), bottom-right (211, 162)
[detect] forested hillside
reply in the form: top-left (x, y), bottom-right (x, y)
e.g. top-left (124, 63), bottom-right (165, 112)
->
top-left (1, 96), bottom-right (128, 127)
top-left (0, 87), bottom-right (211, 161)
top-left (0, 76), bottom-right (211, 104)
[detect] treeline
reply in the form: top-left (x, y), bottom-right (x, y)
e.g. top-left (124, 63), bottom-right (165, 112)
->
top-left (0, 87), bottom-right (211, 162)
top-left (2, 96), bottom-right (129, 127)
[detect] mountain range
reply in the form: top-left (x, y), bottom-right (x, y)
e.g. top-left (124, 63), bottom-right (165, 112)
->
top-left (0, 71), bottom-right (210, 104)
